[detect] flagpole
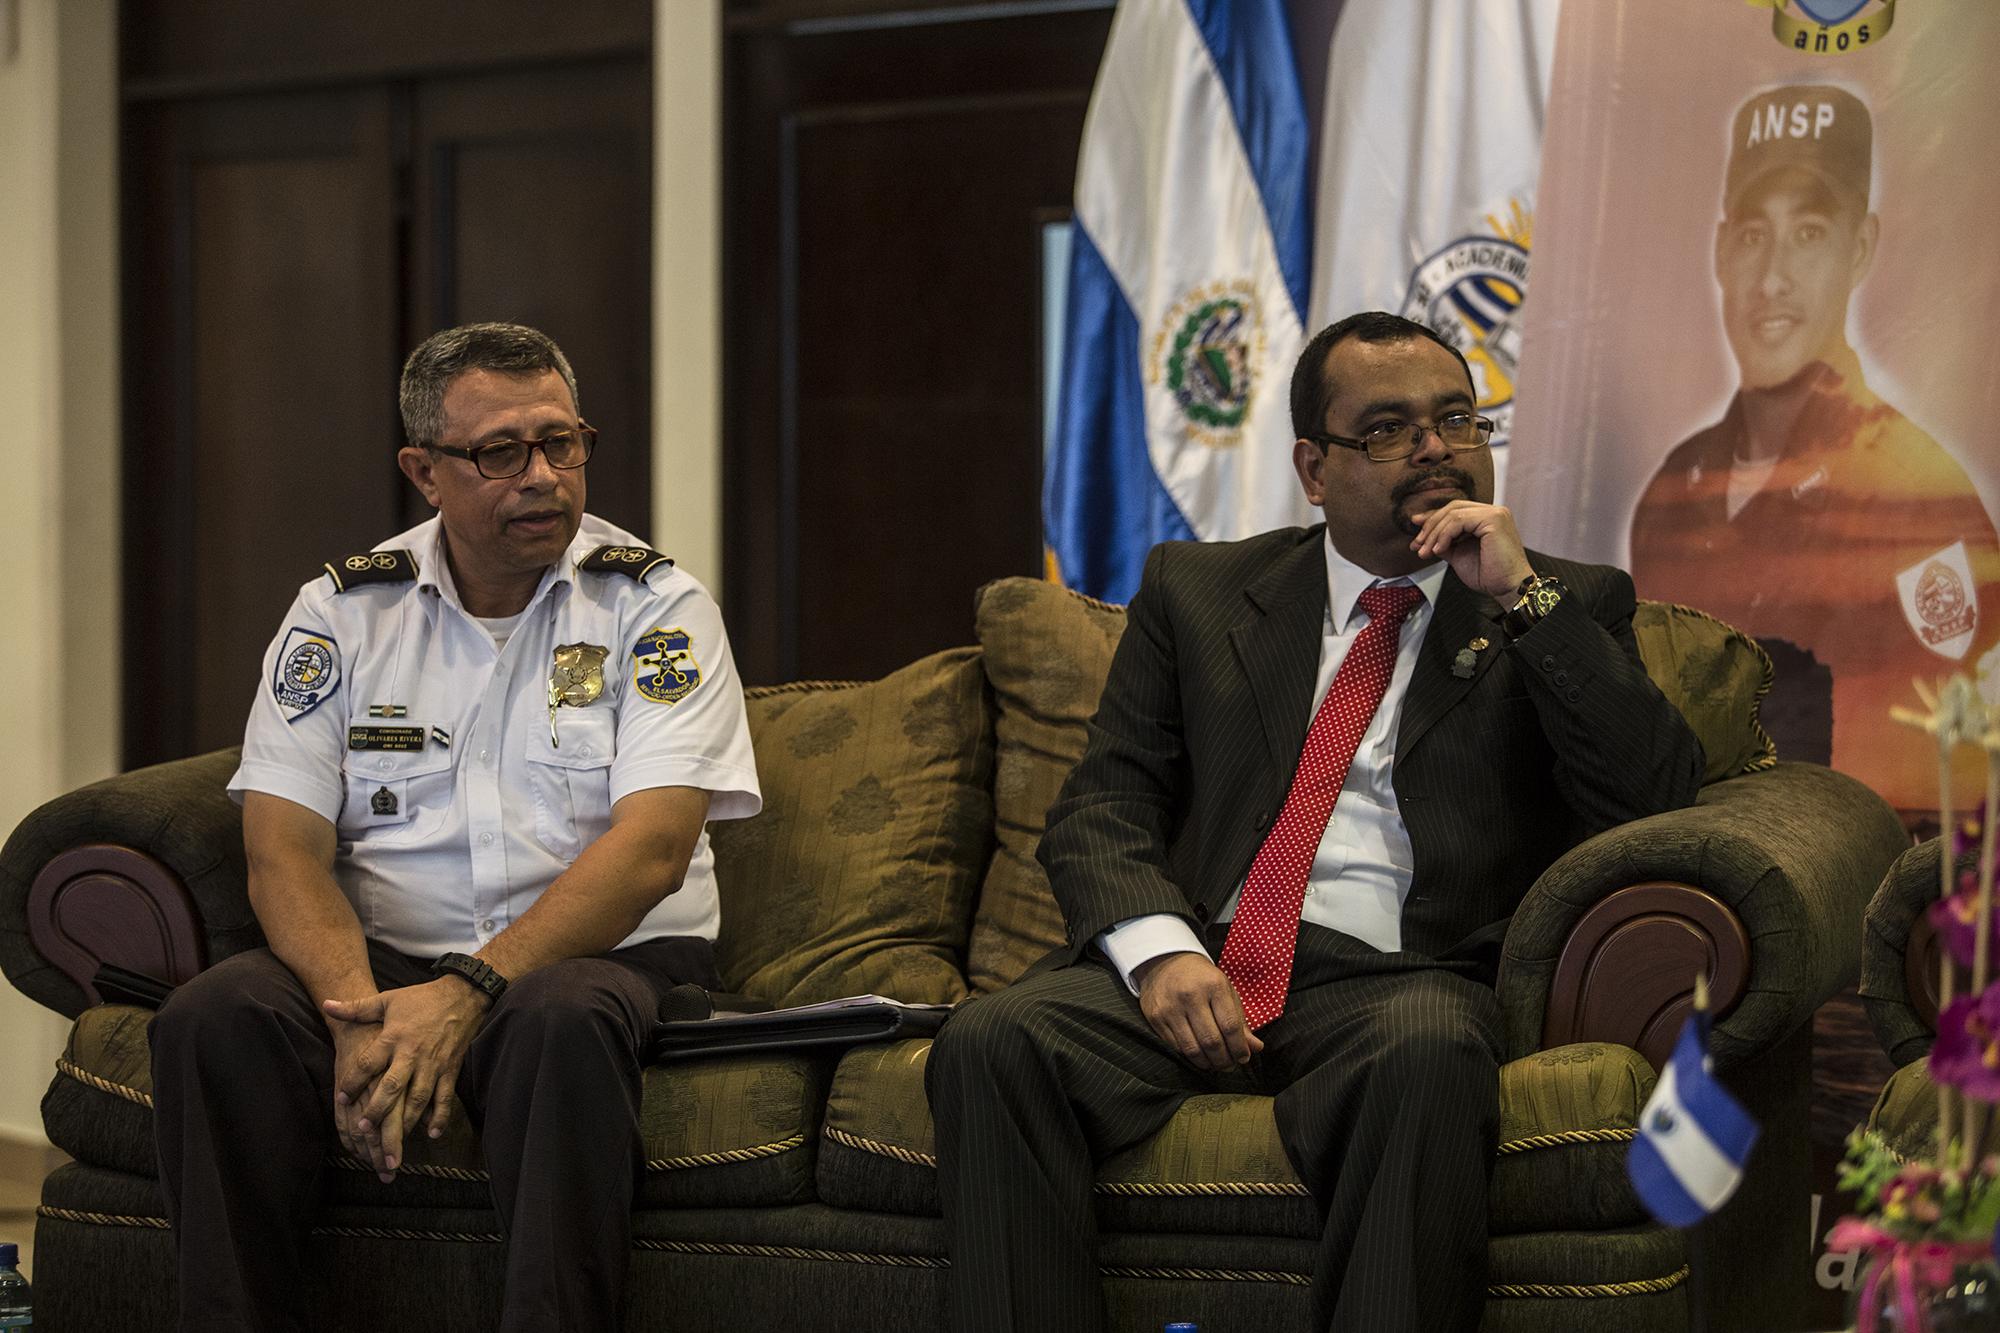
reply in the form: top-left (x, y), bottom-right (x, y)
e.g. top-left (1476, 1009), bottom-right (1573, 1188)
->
top-left (1686, 970), bottom-right (1712, 1333)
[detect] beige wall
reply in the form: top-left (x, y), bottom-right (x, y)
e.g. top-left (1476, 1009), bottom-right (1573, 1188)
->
top-left (0, 2), bottom-right (723, 1141)
top-left (0, 0), bottom-right (120, 1142)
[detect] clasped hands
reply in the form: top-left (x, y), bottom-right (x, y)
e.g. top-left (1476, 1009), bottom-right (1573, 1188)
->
top-left (321, 979), bottom-right (492, 1182)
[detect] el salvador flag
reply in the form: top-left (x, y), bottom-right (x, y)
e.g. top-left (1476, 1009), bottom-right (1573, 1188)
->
top-left (1044, 0), bottom-right (1316, 604)
top-left (1626, 1007), bottom-right (1760, 1228)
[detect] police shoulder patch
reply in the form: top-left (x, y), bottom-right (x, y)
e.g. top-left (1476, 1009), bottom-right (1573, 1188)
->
top-left (581, 544), bottom-right (674, 581)
top-left (631, 626), bottom-right (701, 705)
top-left (323, 550), bottom-right (418, 592)
top-left (273, 627), bottom-right (341, 720)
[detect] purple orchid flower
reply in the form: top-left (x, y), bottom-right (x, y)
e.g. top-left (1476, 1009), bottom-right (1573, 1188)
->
top-left (1931, 986), bottom-right (2000, 1101)
top-left (1928, 870), bottom-right (2000, 971)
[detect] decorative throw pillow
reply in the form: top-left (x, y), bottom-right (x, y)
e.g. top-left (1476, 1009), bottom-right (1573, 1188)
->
top-left (1631, 600), bottom-right (1778, 783)
top-left (708, 647), bottom-right (994, 1006)
top-left (965, 578), bottom-right (1127, 993)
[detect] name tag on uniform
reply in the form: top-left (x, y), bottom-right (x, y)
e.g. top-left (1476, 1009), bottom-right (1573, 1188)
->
top-left (348, 725), bottom-right (428, 752)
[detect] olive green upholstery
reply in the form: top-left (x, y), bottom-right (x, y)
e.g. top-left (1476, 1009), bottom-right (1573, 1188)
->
top-left (0, 575), bottom-right (1907, 1332)
top-left (1628, 601), bottom-right (1777, 784)
top-left (1860, 839), bottom-right (2000, 1165)
top-left (708, 646), bottom-right (996, 1007)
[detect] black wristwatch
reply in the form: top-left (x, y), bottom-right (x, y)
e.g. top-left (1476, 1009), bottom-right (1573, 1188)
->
top-left (1501, 572), bottom-right (1567, 639)
top-left (431, 951), bottom-right (509, 1003)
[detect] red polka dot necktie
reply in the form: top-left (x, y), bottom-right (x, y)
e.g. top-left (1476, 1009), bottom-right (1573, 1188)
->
top-left (1219, 582), bottom-right (1426, 1029)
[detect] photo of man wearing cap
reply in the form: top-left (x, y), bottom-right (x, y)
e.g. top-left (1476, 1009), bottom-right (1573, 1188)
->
top-left (1628, 82), bottom-right (2000, 814)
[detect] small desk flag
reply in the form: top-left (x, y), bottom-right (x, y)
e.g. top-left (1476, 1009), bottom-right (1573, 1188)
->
top-left (1626, 1004), bottom-right (1760, 1227)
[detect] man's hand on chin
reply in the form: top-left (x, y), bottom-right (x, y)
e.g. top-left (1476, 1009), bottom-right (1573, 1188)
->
top-left (1407, 498), bottom-right (1535, 600)
top-left (1133, 951), bottom-right (1264, 1073)
top-left (322, 978), bottom-right (492, 1181)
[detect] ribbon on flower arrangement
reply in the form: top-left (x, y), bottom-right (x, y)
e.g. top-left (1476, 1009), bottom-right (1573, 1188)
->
top-left (1825, 1218), bottom-right (1990, 1333)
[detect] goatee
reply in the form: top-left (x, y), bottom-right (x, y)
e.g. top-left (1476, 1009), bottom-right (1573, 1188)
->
top-left (1389, 466), bottom-right (1478, 536)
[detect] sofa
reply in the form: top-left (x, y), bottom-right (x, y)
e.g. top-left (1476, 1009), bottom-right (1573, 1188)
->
top-left (1860, 837), bottom-right (1987, 1160)
top-left (0, 575), bottom-right (1910, 1331)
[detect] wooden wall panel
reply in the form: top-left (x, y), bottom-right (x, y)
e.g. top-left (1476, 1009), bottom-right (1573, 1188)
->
top-left (188, 152), bottom-right (402, 753)
top-left (125, 90), bottom-right (402, 763)
top-left (409, 65), bottom-right (653, 538)
top-left (790, 96), bottom-right (1083, 679)
top-left (724, 5), bottom-right (1113, 684)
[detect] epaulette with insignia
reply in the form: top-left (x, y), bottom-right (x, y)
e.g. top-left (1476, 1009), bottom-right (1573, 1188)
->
top-left (322, 550), bottom-right (418, 592)
top-left (579, 544), bottom-right (674, 581)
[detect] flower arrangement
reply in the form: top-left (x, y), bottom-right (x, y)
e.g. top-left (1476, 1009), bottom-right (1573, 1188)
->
top-left (1834, 677), bottom-right (2000, 1331)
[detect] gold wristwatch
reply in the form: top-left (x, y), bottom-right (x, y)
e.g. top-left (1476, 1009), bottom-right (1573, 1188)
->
top-left (1501, 572), bottom-right (1566, 638)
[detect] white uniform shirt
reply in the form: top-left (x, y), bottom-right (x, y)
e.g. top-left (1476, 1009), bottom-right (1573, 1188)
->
top-left (228, 513), bottom-right (761, 959)
top-left (1098, 538), bottom-right (1447, 990)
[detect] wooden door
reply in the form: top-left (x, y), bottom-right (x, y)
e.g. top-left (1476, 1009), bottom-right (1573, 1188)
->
top-left (724, 1), bottom-right (1114, 683)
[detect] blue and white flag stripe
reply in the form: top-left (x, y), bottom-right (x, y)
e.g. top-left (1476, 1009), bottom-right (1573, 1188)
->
top-left (1045, 0), bottom-right (1315, 603)
top-left (1181, 0), bottom-right (1312, 313)
top-left (1626, 1010), bottom-right (1760, 1228)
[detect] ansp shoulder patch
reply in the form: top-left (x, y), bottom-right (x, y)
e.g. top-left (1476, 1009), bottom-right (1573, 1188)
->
top-left (580, 544), bottom-right (674, 581)
top-left (323, 550), bottom-right (418, 592)
top-left (273, 627), bottom-right (341, 720)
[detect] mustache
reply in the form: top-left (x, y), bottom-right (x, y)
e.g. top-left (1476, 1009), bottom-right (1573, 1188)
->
top-left (1389, 466), bottom-right (1477, 507)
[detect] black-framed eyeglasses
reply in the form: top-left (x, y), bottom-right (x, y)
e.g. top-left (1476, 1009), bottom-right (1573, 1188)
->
top-left (426, 422), bottom-right (597, 479)
top-left (1307, 412), bottom-right (1494, 463)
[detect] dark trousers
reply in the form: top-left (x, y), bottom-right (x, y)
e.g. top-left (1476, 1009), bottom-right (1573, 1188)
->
top-left (149, 936), bottom-right (713, 1333)
top-left (926, 923), bottom-right (1502, 1333)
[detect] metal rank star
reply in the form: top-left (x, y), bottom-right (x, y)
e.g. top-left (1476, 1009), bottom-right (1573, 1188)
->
top-left (547, 642), bottom-right (609, 746)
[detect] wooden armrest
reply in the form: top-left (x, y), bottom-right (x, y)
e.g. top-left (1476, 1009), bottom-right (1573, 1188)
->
top-left (1537, 881), bottom-right (1750, 1071)
top-left (27, 843), bottom-right (208, 1008)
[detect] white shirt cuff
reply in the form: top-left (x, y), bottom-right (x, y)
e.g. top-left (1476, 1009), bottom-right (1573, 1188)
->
top-left (1097, 913), bottom-right (1211, 996)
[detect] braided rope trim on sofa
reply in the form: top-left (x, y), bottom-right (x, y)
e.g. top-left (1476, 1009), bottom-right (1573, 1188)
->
top-left (50, 1054), bottom-right (808, 1181)
top-left (57, 1058), bottom-right (153, 1108)
top-left (646, 1133), bottom-right (807, 1171)
top-left (1102, 1265), bottom-right (1310, 1286)
top-left (744, 678), bottom-right (866, 698)
top-left (828, 1122), bottom-right (1633, 1179)
top-left (636, 1239), bottom-right (948, 1269)
top-left (314, 1224), bottom-right (504, 1243)
top-left (1095, 1179), bottom-right (1310, 1198)
top-left (37, 1206), bottom-right (170, 1230)
top-left (326, 1156), bottom-right (489, 1182)
top-left (33, 1207), bottom-right (1692, 1299)
top-left (824, 1125), bottom-right (936, 1167)
top-left (824, 1125), bottom-right (1312, 1196)
top-left (1494, 1126), bottom-right (1637, 1155)
top-left (1487, 1266), bottom-right (1689, 1299)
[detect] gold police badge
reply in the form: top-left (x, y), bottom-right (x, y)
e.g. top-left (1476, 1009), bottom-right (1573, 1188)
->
top-left (547, 642), bottom-right (609, 746)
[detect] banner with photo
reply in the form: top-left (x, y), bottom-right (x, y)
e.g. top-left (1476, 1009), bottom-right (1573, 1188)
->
top-left (1509, 0), bottom-right (2000, 818)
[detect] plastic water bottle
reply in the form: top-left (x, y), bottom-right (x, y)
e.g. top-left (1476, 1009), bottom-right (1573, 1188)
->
top-left (0, 1242), bottom-right (28, 1329)
top-left (1164, 1324), bottom-right (1197, 1332)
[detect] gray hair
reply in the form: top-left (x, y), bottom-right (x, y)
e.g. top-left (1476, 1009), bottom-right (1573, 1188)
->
top-left (398, 322), bottom-right (581, 446)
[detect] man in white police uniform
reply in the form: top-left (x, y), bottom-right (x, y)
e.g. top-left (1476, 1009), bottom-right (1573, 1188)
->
top-left (149, 323), bottom-right (760, 1331)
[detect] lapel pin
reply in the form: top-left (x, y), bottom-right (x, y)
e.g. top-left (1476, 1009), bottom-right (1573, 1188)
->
top-left (1452, 637), bottom-right (1491, 680)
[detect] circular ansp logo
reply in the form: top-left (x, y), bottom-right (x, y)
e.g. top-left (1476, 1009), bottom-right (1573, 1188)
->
top-left (1401, 236), bottom-right (1530, 446)
top-left (1148, 280), bottom-right (1265, 448)
top-left (285, 640), bottom-right (334, 691)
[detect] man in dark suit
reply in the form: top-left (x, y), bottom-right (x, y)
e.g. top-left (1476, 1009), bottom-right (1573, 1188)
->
top-left (927, 311), bottom-right (1705, 1332)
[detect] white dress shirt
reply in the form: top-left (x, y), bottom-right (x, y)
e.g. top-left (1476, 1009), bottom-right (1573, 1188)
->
top-left (229, 513), bottom-right (762, 959)
top-left (1097, 537), bottom-right (1447, 991)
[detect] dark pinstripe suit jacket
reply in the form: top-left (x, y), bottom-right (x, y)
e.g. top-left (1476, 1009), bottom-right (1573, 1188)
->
top-left (1037, 525), bottom-right (1705, 971)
